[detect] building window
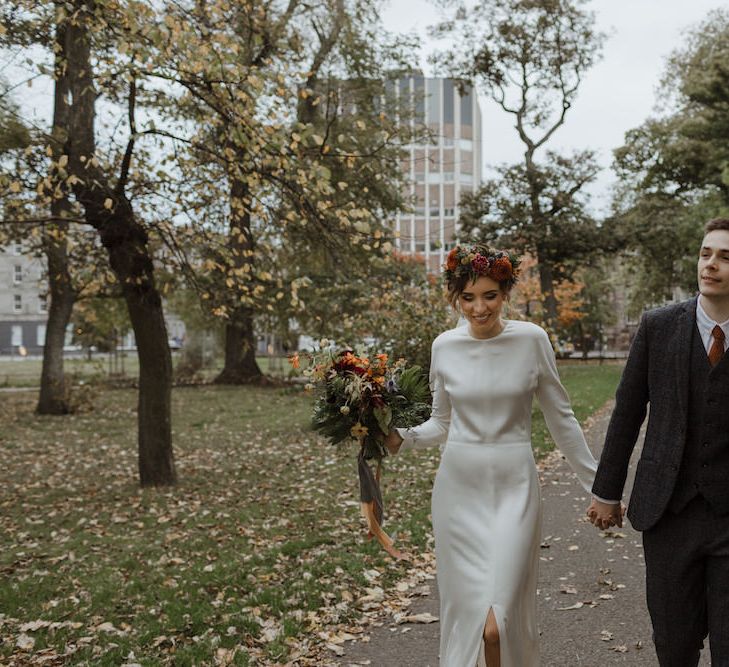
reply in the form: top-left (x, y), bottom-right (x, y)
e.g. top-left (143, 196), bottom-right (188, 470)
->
top-left (460, 88), bottom-right (473, 126)
top-left (13, 294), bottom-right (22, 313)
top-left (39, 297), bottom-right (48, 313)
top-left (399, 77), bottom-right (411, 106)
top-left (11, 325), bottom-right (22, 347)
top-left (13, 243), bottom-right (23, 255)
top-left (13, 265), bottom-right (22, 284)
top-left (36, 324), bottom-right (46, 347)
top-left (443, 79), bottom-right (454, 124)
top-left (414, 75), bottom-right (425, 123)
top-left (426, 79), bottom-right (441, 127)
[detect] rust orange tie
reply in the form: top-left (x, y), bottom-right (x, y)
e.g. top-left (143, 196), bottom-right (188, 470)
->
top-left (709, 325), bottom-right (726, 367)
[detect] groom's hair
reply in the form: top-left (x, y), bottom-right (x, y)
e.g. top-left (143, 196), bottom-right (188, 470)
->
top-left (705, 218), bottom-right (729, 233)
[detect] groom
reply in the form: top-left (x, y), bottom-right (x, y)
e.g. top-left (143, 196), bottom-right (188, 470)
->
top-left (588, 218), bottom-right (729, 666)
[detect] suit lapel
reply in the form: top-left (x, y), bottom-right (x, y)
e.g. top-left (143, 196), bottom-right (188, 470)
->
top-left (673, 298), bottom-right (697, 422)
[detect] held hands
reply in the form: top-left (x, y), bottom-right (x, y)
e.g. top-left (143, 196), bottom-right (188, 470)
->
top-left (384, 429), bottom-right (404, 455)
top-left (586, 498), bottom-right (626, 531)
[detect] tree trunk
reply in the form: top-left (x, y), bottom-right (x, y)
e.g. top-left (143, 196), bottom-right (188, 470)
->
top-left (96, 198), bottom-right (175, 485)
top-left (63, 2), bottom-right (176, 485)
top-left (525, 150), bottom-right (559, 332)
top-left (216, 312), bottom-right (262, 383)
top-left (37, 19), bottom-right (76, 415)
top-left (215, 175), bottom-right (263, 384)
top-left (536, 252), bottom-right (559, 330)
top-left (107, 227), bottom-right (175, 485)
top-left (95, 208), bottom-right (176, 486)
top-left (37, 222), bottom-right (75, 414)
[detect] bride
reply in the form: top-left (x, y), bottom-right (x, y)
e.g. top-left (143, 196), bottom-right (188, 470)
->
top-left (385, 244), bottom-right (599, 666)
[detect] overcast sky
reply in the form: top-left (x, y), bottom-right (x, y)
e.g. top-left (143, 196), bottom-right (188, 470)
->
top-left (382, 0), bottom-right (727, 213)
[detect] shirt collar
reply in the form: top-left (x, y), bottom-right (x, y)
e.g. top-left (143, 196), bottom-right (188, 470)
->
top-left (697, 296), bottom-right (729, 335)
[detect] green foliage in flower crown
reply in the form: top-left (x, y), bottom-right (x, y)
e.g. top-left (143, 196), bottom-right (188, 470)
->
top-left (302, 349), bottom-right (431, 461)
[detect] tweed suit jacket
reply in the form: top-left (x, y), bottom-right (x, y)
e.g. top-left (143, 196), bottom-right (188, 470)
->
top-left (592, 296), bottom-right (709, 532)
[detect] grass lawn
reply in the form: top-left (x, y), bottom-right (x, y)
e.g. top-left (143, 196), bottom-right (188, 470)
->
top-left (0, 357), bottom-right (115, 388)
top-left (531, 361), bottom-right (625, 456)
top-left (0, 363), bottom-right (622, 665)
top-left (0, 355), bottom-right (292, 388)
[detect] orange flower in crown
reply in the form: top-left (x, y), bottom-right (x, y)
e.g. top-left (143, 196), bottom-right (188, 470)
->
top-left (489, 256), bottom-right (515, 282)
top-left (446, 247), bottom-right (459, 271)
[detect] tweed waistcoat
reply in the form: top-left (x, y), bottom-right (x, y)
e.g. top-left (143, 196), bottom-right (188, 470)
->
top-left (669, 325), bottom-right (729, 514)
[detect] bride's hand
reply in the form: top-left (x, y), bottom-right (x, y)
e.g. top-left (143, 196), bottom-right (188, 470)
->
top-left (384, 429), bottom-right (403, 455)
top-left (587, 498), bottom-right (624, 530)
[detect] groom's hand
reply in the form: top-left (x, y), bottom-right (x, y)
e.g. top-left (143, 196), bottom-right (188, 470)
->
top-left (587, 498), bottom-right (624, 530)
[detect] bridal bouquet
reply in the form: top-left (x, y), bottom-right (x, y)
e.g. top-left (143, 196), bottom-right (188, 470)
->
top-left (290, 344), bottom-right (431, 558)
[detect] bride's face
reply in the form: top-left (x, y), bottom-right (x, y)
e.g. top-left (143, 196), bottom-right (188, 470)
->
top-left (458, 275), bottom-right (507, 339)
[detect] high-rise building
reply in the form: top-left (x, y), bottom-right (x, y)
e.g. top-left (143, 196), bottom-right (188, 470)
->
top-left (392, 75), bottom-right (482, 273)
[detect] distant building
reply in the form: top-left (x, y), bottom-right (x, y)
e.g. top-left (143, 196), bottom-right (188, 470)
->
top-left (392, 75), bottom-right (483, 273)
top-left (0, 242), bottom-right (186, 356)
top-left (0, 242), bottom-right (48, 355)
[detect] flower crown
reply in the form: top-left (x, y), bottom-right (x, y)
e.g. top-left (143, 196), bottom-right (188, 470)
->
top-left (443, 245), bottom-right (520, 288)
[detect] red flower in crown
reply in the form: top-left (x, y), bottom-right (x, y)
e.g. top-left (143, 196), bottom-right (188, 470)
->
top-left (471, 253), bottom-right (490, 274)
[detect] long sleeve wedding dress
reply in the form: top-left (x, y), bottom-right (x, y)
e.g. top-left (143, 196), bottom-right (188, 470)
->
top-left (397, 320), bottom-right (597, 666)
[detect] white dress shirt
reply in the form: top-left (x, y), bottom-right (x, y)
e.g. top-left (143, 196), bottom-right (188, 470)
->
top-left (696, 297), bottom-right (729, 355)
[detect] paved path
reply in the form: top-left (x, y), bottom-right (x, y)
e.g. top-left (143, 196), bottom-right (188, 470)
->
top-left (340, 405), bottom-right (712, 666)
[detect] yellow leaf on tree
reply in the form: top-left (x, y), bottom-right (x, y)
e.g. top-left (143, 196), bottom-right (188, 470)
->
top-left (353, 221), bottom-right (371, 234)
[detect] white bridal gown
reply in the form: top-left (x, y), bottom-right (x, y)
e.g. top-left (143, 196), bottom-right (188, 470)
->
top-left (397, 320), bottom-right (597, 667)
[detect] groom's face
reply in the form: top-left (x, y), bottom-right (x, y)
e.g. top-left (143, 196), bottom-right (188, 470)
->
top-left (698, 230), bottom-right (729, 301)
